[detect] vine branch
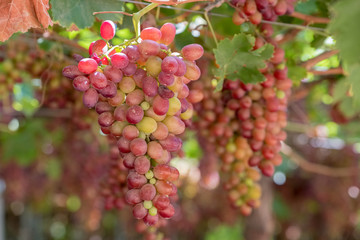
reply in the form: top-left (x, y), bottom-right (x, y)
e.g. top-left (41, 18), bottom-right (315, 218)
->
top-left (309, 67), bottom-right (344, 76)
top-left (290, 11), bottom-right (331, 24)
top-left (93, 11), bottom-right (133, 17)
top-left (281, 143), bottom-right (358, 177)
top-left (302, 50), bottom-right (340, 70)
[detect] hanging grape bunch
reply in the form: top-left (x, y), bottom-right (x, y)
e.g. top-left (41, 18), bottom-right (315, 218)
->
top-left (231, 0), bottom-right (297, 25)
top-left (62, 20), bottom-right (204, 226)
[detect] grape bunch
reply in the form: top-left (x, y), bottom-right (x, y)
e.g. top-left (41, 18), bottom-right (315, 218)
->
top-left (221, 40), bottom-right (291, 177)
top-left (222, 136), bottom-right (262, 216)
top-left (101, 143), bottom-right (127, 210)
top-left (192, 77), bottom-right (263, 215)
top-left (0, 37), bottom-right (77, 109)
top-left (62, 21), bottom-right (204, 226)
top-left (230, 0), bottom-right (296, 26)
top-left (192, 29), bottom-right (291, 214)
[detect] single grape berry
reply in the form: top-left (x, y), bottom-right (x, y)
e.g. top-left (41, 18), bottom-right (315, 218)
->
top-left (100, 20), bottom-right (116, 40)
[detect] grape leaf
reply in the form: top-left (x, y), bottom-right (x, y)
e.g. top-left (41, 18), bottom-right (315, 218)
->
top-left (328, 0), bottom-right (360, 66)
top-left (332, 79), bottom-right (349, 103)
top-left (0, 0), bottom-right (52, 42)
top-left (51, 0), bottom-right (124, 29)
top-left (213, 33), bottom-right (274, 90)
top-left (0, 120), bottom-right (47, 165)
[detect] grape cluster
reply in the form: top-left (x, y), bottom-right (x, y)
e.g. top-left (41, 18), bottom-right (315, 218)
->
top-left (222, 136), bottom-right (262, 215)
top-left (0, 37), bottom-right (76, 109)
top-left (192, 78), bottom-right (263, 215)
top-left (222, 39), bottom-right (291, 177)
top-left (192, 28), bottom-right (291, 214)
top-left (62, 21), bottom-right (203, 226)
top-left (230, 0), bottom-right (296, 26)
top-left (101, 144), bottom-right (127, 210)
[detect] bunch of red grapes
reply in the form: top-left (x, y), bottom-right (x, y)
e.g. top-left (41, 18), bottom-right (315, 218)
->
top-left (231, 0), bottom-right (296, 25)
top-left (62, 20), bottom-right (204, 227)
top-left (0, 37), bottom-right (76, 109)
top-left (193, 24), bottom-right (291, 215)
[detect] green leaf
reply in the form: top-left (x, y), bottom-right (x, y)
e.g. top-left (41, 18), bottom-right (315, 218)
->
top-left (328, 0), bottom-right (360, 65)
top-left (51, 0), bottom-right (124, 29)
top-left (332, 79), bottom-right (349, 102)
top-left (339, 97), bottom-right (358, 118)
top-left (12, 83), bottom-right (39, 116)
top-left (287, 65), bottom-right (307, 85)
top-left (213, 33), bottom-right (274, 89)
top-left (237, 67), bottom-right (265, 83)
top-left (0, 120), bottom-right (47, 165)
top-left (347, 64), bottom-right (360, 109)
top-left (205, 222), bottom-right (243, 240)
top-left (183, 137), bottom-right (202, 159)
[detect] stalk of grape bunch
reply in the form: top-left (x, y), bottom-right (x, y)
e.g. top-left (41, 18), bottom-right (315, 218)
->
top-left (62, 20), bottom-right (203, 226)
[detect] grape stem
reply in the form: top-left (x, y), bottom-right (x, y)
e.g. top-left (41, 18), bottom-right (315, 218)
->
top-left (133, 3), bottom-right (160, 37)
top-left (282, 143), bottom-right (357, 177)
top-left (204, 0), bottom-right (225, 46)
top-left (93, 11), bottom-right (133, 17)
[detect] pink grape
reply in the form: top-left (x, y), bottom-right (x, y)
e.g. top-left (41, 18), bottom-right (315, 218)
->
top-left (147, 141), bottom-right (163, 160)
top-left (142, 76), bottom-right (158, 97)
top-left (125, 189), bottom-right (142, 205)
top-left (111, 53), bottom-right (129, 69)
top-left (100, 20), bottom-right (116, 40)
top-left (151, 122), bottom-right (169, 140)
top-left (181, 44), bottom-right (204, 61)
top-left (158, 204), bottom-right (175, 218)
top-left (117, 137), bottom-right (131, 153)
top-left (127, 171), bottom-right (147, 189)
top-left (133, 68), bottom-right (146, 88)
top-left (91, 40), bottom-right (108, 55)
top-left (159, 134), bottom-right (182, 152)
top-left (158, 85), bottom-right (175, 99)
top-left (78, 58), bottom-right (98, 74)
top-left (138, 40), bottom-right (160, 57)
top-left (122, 45), bottom-right (140, 63)
top-left (158, 71), bottom-right (175, 86)
top-left (140, 27), bottom-right (162, 41)
top-left (161, 56), bottom-right (178, 74)
top-left (122, 62), bottom-right (137, 76)
top-left (123, 153), bottom-right (136, 169)
top-left (174, 57), bottom-right (187, 77)
top-left (143, 213), bottom-right (158, 226)
top-left (126, 89), bottom-right (145, 106)
top-left (98, 81), bottom-right (117, 98)
top-left (89, 71), bottom-right (108, 89)
top-left (130, 138), bottom-right (147, 156)
top-left (126, 105), bottom-right (144, 124)
top-left (114, 105), bottom-right (128, 121)
top-left (140, 184), bottom-right (156, 201)
top-left (98, 112), bottom-right (115, 127)
top-left (159, 23), bottom-right (176, 45)
top-left (73, 76), bottom-right (90, 92)
top-left (62, 65), bottom-right (84, 79)
top-left (153, 95), bottom-right (169, 115)
top-left (153, 195), bottom-right (170, 210)
top-left (122, 125), bottom-right (140, 140)
top-left (153, 164), bottom-right (171, 180)
top-left (95, 102), bottom-right (113, 114)
top-left (83, 88), bottom-right (99, 108)
top-left (103, 65), bottom-right (123, 83)
top-left (134, 156), bottom-right (150, 174)
top-left (155, 180), bottom-right (173, 195)
top-left (133, 203), bottom-right (148, 219)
